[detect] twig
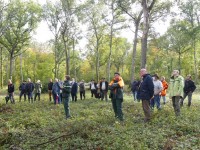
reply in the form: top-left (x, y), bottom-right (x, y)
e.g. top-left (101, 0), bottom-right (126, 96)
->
top-left (31, 131), bottom-right (78, 148)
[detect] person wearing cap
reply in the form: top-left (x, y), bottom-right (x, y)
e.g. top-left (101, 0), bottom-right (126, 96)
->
top-left (137, 69), bottom-right (154, 122)
top-left (79, 79), bottom-right (85, 100)
top-left (169, 70), bottom-right (184, 116)
top-left (109, 72), bottom-right (124, 121)
top-left (180, 75), bottom-right (196, 107)
top-left (62, 75), bottom-right (72, 119)
top-left (34, 80), bottom-right (42, 101)
top-left (151, 74), bottom-right (163, 110)
top-left (100, 77), bottom-right (108, 101)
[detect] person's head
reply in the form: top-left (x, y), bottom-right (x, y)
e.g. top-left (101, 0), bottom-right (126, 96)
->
top-left (160, 76), bottom-right (165, 81)
top-left (91, 79), bottom-right (94, 83)
top-left (81, 79), bottom-right (84, 82)
top-left (102, 77), bottom-right (105, 81)
top-left (8, 79), bottom-right (12, 84)
top-left (65, 75), bottom-right (70, 81)
top-left (114, 72), bottom-right (120, 81)
top-left (23, 80), bottom-right (26, 83)
top-left (49, 78), bottom-right (52, 82)
top-left (27, 78), bottom-right (31, 82)
top-left (152, 74), bottom-right (159, 81)
top-left (186, 75), bottom-right (191, 80)
top-left (172, 70), bottom-right (179, 77)
top-left (140, 68), bottom-right (147, 77)
top-left (37, 80), bottom-right (40, 83)
top-left (72, 78), bottom-right (75, 82)
top-left (55, 78), bottom-right (58, 82)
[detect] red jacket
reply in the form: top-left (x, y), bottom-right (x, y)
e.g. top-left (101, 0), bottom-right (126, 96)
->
top-left (161, 80), bottom-right (168, 96)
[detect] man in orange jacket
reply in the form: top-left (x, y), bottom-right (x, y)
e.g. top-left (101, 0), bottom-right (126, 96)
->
top-left (160, 76), bottom-right (168, 104)
top-left (109, 72), bottom-right (124, 121)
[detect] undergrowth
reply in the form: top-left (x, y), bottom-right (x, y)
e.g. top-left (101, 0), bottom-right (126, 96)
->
top-left (0, 92), bottom-right (200, 150)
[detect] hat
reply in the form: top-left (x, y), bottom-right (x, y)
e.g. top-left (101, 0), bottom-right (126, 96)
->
top-left (114, 72), bottom-right (120, 75)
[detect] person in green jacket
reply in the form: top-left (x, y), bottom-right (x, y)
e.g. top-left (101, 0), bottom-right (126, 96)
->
top-left (169, 70), bottom-right (184, 116)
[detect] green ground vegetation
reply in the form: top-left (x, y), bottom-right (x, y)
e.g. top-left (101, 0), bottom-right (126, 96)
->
top-left (0, 91), bottom-right (200, 150)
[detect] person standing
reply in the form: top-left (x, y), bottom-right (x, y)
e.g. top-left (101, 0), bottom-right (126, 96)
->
top-left (137, 69), bottom-right (154, 122)
top-left (34, 80), bottom-right (42, 101)
top-left (19, 80), bottom-right (27, 102)
top-left (79, 80), bottom-right (85, 100)
top-left (48, 79), bottom-right (53, 102)
top-left (52, 78), bottom-right (61, 104)
top-left (71, 78), bottom-right (78, 102)
top-left (100, 78), bottom-right (108, 101)
top-left (180, 75), bottom-right (196, 107)
top-left (90, 80), bottom-right (97, 98)
top-left (109, 72), bottom-right (124, 121)
top-left (160, 76), bottom-right (168, 104)
top-left (62, 75), bottom-right (72, 119)
top-left (131, 79), bottom-right (140, 101)
top-left (169, 70), bottom-right (184, 116)
top-left (151, 74), bottom-right (163, 110)
top-left (7, 79), bottom-right (15, 104)
top-left (26, 78), bottom-right (35, 103)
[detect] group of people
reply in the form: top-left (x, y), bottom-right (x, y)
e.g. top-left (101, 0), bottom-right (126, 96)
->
top-left (5, 68), bottom-right (196, 122)
top-left (7, 78), bottom-right (42, 104)
top-left (134, 69), bottom-right (196, 122)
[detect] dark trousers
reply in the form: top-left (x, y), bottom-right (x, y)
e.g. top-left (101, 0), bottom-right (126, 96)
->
top-left (71, 93), bottom-right (77, 102)
top-left (48, 90), bottom-right (52, 101)
top-left (34, 93), bottom-right (41, 101)
top-left (27, 92), bottom-right (33, 103)
top-left (142, 100), bottom-right (151, 120)
top-left (150, 95), bottom-right (161, 109)
top-left (8, 93), bottom-right (15, 104)
top-left (101, 90), bottom-right (108, 101)
top-left (180, 92), bottom-right (192, 107)
top-left (63, 96), bottom-right (70, 118)
top-left (53, 93), bottom-right (61, 104)
top-left (111, 98), bottom-right (123, 121)
top-left (91, 89), bottom-right (96, 97)
top-left (80, 91), bottom-right (85, 100)
top-left (19, 91), bottom-right (26, 101)
top-left (172, 96), bottom-right (181, 116)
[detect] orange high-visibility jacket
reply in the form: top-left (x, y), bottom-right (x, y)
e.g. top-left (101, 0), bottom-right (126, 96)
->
top-left (109, 76), bottom-right (124, 88)
top-left (161, 80), bottom-right (168, 96)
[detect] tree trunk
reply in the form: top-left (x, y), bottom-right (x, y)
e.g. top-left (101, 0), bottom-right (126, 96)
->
top-left (0, 47), bottom-right (3, 89)
top-left (9, 54), bottom-right (14, 80)
top-left (193, 38), bottom-right (198, 83)
top-left (108, 25), bottom-right (113, 82)
top-left (131, 22), bottom-right (139, 82)
top-left (96, 45), bottom-right (100, 82)
top-left (178, 52), bottom-right (181, 73)
top-left (20, 53), bottom-right (23, 82)
top-left (54, 37), bottom-right (58, 78)
top-left (141, 0), bottom-right (149, 69)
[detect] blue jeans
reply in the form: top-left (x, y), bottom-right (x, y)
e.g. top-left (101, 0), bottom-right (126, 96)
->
top-left (111, 98), bottom-right (123, 121)
top-left (27, 92), bottom-right (33, 103)
top-left (63, 96), bottom-right (70, 118)
top-left (151, 95), bottom-right (161, 109)
top-left (132, 91), bottom-right (137, 101)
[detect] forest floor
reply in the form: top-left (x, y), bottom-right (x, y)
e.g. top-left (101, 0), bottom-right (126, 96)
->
top-left (0, 91), bottom-right (200, 150)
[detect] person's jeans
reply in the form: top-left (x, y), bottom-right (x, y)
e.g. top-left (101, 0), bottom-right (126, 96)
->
top-left (132, 91), bottom-right (137, 101)
top-left (151, 95), bottom-right (161, 109)
top-left (142, 100), bottom-right (151, 120)
top-left (19, 91), bottom-right (26, 101)
top-left (101, 90), bottom-right (108, 101)
top-left (8, 93), bottom-right (15, 103)
top-left (63, 96), bottom-right (70, 118)
top-left (48, 90), bottom-right (52, 101)
top-left (180, 92), bottom-right (192, 107)
top-left (80, 91), bottom-right (85, 100)
top-left (161, 96), bottom-right (166, 104)
top-left (53, 93), bottom-right (60, 104)
top-left (172, 96), bottom-right (181, 116)
top-left (111, 98), bottom-right (123, 121)
top-left (27, 92), bottom-right (33, 103)
top-left (71, 93), bottom-right (77, 102)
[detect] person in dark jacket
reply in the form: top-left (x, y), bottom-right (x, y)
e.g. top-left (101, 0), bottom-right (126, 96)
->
top-left (79, 80), bottom-right (85, 100)
top-left (52, 78), bottom-right (62, 104)
top-left (7, 79), bottom-right (15, 104)
top-left (100, 78), bottom-right (108, 101)
top-left (138, 69), bottom-right (154, 122)
top-left (19, 80), bottom-right (27, 102)
top-left (62, 75), bottom-right (72, 119)
top-left (26, 78), bottom-right (35, 103)
top-left (48, 79), bottom-right (53, 102)
top-left (90, 80), bottom-right (97, 98)
top-left (109, 72), bottom-right (124, 121)
top-left (71, 78), bottom-right (78, 102)
top-left (180, 75), bottom-right (196, 107)
top-left (131, 79), bottom-right (140, 101)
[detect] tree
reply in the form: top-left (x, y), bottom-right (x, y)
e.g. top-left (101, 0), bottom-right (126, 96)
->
top-left (0, 0), bottom-right (42, 80)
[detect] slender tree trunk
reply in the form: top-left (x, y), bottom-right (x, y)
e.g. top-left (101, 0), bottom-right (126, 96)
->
top-left (178, 52), bottom-right (181, 73)
top-left (108, 26), bottom-right (113, 82)
top-left (131, 22), bottom-right (139, 82)
top-left (9, 54), bottom-right (14, 80)
top-left (54, 37), bottom-right (58, 78)
top-left (193, 39), bottom-right (198, 83)
top-left (20, 53), bottom-right (23, 82)
top-left (141, 0), bottom-right (149, 69)
top-left (96, 44), bottom-right (100, 82)
top-left (0, 47), bottom-right (3, 89)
